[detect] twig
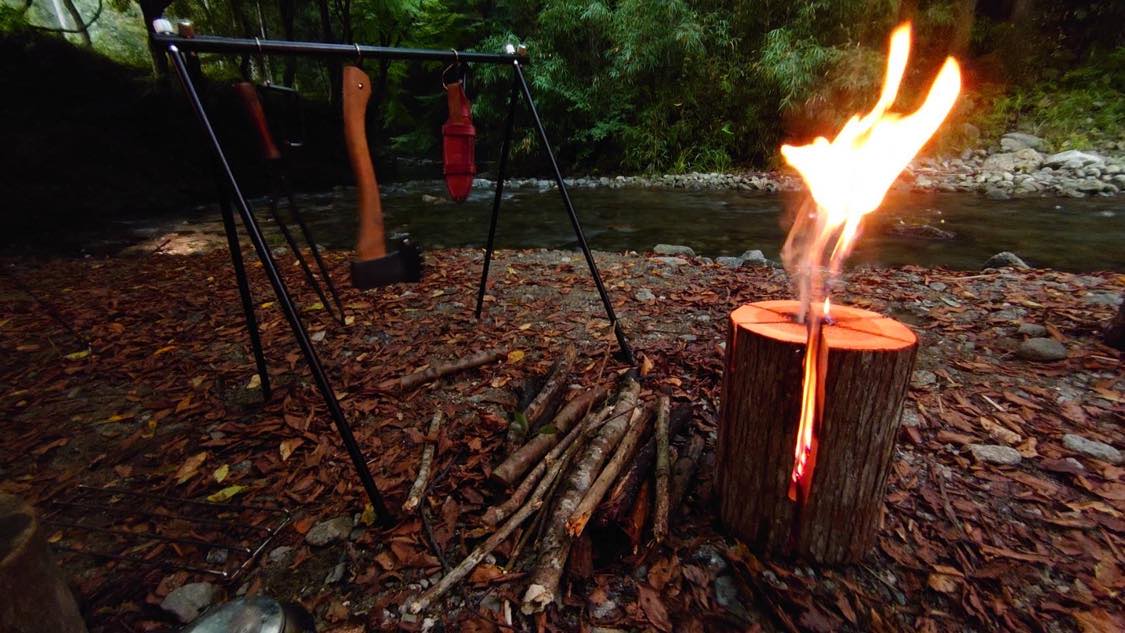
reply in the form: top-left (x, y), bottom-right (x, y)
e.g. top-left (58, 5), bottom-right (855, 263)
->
top-left (652, 396), bottom-right (671, 543)
top-left (402, 430), bottom-right (585, 615)
top-left (565, 405), bottom-right (649, 537)
top-left (403, 410), bottom-right (444, 513)
top-left (420, 505), bottom-right (448, 573)
top-left (379, 349), bottom-right (505, 391)
top-left (507, 345), bottom-right (578, 451)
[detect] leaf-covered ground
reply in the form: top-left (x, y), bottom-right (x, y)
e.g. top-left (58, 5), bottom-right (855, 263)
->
top-left (0, 247), bottom-right (1121, 632)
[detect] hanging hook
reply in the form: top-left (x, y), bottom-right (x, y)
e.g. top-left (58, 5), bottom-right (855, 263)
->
top-left (354, 42), bottom-right (363, 66)
top-left (442, 49), bottom-right (464, 89)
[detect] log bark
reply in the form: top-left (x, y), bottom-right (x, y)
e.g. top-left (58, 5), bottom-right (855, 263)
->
top-left (521, 376), bottom-right (640, 614)
top-left (402, 410), bottom-right (444, 513)
top-left (564, 405), bottom-right (649, 537)
top-left (670, 432), bottom-right (705, 510)
top-left (493, 384), bottom-right (610, 487)
top-left (718, 301), bottom-right (917, 564)
top-left (380, 349), bottom-right (505, 391)
top-left (593, 405), bottom-right (691, 528)
top-left (0, 495), bottom-right (87, 633)
top-left (507, 346), bottom-right (578, 451)
top-left (624, 479), bottom-right (651, 553)
top-left (652, 396), bottom-right (671, 543)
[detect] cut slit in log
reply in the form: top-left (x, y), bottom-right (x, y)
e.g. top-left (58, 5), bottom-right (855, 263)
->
top-left (378, 349), bottom-right (505, 391)
top-left (718, 300), bottom-right (917, 564)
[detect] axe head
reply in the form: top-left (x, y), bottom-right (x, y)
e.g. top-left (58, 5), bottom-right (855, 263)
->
top-left (350, 239), bottom-right (423, 289)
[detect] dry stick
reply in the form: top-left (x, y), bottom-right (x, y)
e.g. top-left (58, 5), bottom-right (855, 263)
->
top-left (564, 405), bottom-right (650, 537)
top-left (492, 384), bottom-right (611, 486)
top-left (482, 403), bottom-right (612, 527)
top-left (652, 396), bottom-right (671, 544)
top-left (593, 406), bottom-right (691, 528)
top-left (403, 428), bottom-right (586, 615)
top-left (522, 376), bottom-right (641, 615)
top-left (670, 432), bottom-right (705, 509)
top-left (402, 410), bottom-right (444, 513)
top-left (379, 349), bottom-right (505, 391)
top-left (507, 345), bottom-right (578, 451)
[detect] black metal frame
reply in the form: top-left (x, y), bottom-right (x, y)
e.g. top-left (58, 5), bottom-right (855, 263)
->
top-left (156, 30), bottom-right (633, 522)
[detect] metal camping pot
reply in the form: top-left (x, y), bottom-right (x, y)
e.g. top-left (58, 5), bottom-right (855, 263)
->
top-left (181, 596), bottom-right (315, 633)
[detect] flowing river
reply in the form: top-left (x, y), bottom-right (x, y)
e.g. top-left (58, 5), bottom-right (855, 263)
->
top-left (23, 181), bottom-right (1125, 272)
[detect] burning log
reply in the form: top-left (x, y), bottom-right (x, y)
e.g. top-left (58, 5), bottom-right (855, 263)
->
top-left (378, 349), bottom-right (505, 391)
top-left (718, 300), bottom-right (917, 563)
top-left (492, 384), bottom-right (611, 487)
top-left (402, 410), bottom-right (444, 513)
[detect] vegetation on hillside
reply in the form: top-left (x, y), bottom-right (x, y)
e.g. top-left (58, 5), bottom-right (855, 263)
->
top-left (3, 0), bottom-right (1123, 176)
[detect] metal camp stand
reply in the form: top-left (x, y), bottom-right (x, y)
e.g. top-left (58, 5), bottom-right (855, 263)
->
top-left (154, 26), bottom-right (634, 522)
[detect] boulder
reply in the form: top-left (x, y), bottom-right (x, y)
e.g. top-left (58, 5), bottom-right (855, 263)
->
top-left (968, 444), bottom-right (1022, 466)
top-left (982, 251), bottom-right (1029, 270)
top-left (739, 250), bottom-right (769, 266)
top-left (982, 149), bottom-right (1043, 173)
top-left (1001, 132), bottom-right (1045, 151)
top-left (715, 256), bottom-right (743, 269)
top-left (1016, 337), bottom-right (1067, 362)
top-left (1062, 434), bottom-right (1122, 464)
top-left (1045, 150), bottom-right (1103, 169)
top-left (653, 244), bottom-right (696, 257)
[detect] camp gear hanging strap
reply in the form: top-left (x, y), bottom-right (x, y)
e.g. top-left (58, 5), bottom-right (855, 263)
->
top-left (442, 74), bottom-right (477, 203)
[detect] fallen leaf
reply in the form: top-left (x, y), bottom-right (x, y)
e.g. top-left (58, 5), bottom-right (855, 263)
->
top-left (175, 452), bottom-right (208, 484)
top-left (212, 464), bottom-right (229, 483)
top-left (280, 438), bottom-right (303, 462)
top-left (206, 485), bottom-right (246, 503)
top-left (64, 349), bottom-right (90, 361)
top-left (637, 585), bottom-right (672, 632)
top-left (507, 350), bottom-right (525, 364)
top-left (359, 503), bottom-right (376, 526)
top-left (927, 573), bottom-right (959, 593)
top-left (246, 374), bottom-right (261, 390)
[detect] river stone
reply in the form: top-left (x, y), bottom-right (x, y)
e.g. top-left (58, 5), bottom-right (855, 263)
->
top-left (266, 545), bottom-right (294, 567)
top-left (1001, 132), bottom-right (1045, 151)
top-left (305, 516), bottom-right (354, 546)
top-left (1062, 434), bottom-right (1122, 464)
top-left (969, 444), bottom-right (1022, 466)
top-left (1045, 150), bottom-right (1103, 168)
top-left (653, 244), bottom-right (696, 256)
top-left (983, 251), bottom-right (1029, 270)
top-left (634, 288), bottom-right (656, 303)
top-left (1016, 337), bottom-right (1067, 362)
top-left (739, 249), bottom-right (769, 266)
top-left (161, 582), bottom-right (216, 623)
top-left (1017, 323), bottom-right (1047, 337)
top-left (652, 256), bottom-right (689, 267)
top-left (716, 256), bottom-right (743, 268)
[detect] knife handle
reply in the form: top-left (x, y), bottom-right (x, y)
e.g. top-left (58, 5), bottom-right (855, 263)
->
top-left (233, 82), bottom-right (282, 162)
top-left (342, 65), bottom-right (386, 260)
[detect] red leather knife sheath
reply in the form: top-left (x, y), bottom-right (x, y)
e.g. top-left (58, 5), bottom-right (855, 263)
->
top-left (442, 80), bottom-right (476, 203)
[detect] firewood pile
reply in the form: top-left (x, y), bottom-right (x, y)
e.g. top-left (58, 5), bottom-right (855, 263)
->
top-left (391, 346), bottom-right (705, 618)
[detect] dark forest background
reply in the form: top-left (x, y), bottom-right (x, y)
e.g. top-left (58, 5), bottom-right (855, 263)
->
top-left (1, 0), bottom-right (1122, 229)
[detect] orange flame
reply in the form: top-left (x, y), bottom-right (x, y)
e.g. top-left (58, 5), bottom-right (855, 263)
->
top-left (782, 24), bottom-right (961, 503)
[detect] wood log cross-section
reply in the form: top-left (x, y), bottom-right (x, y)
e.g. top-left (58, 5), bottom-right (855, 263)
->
top-left (718, 300), bottom-right (917, 564)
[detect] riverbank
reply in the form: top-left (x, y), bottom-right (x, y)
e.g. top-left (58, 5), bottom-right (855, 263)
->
top-left (0, 248), bottom-right (1120, 631)
top-left (506, 133), bottom-right (1125, 199)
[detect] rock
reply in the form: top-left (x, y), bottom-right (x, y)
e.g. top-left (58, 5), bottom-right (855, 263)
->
top-left (634, 288), bottom-right (656, 303)
top-left (161, 582), bottom-right (216, 623)
top-left (911, 369), bottom-right (937, 389)
top-left (420, 194), bottom-right (450, 205)
top-left (651, 256), bottom-right (689, 267)
top-left (653, 244), bottom-right (696, 256)
top-left (1062, 434), bottom-right (1122, 464)
top-left (205, 548), bottom-right (229, 564)
top-left (739, 249), bottom-right (769, 266)
top-left (714, 575), bottom-right (751, 620)
top-left (1001, 132), bottom-right (1045, 151)
top-left (305, 516), bottom-right (354, 546)
top-left (1045, 150), bottom-right (1103, 168)
top-left (1016, 337), bottom-right (1067, 362)
top-left (266, 545), bottom-right (294, 567)
top-left (983, 251), bottom-right (1029, 270)
top-left (324, 562), bottom-right (347, 584)
top-left (715, 256), bottom-right (743, 268)
top-left (982, 149), bottom-right (1043, 173)
top-left (969, 444), bottom-right (1022, 466)
top-left (891, 223), bottom-right (956, 240)
top-left (984, 186), bottom-right (1011, 200)
top-left (1016, 323), bottom-right (1047, 337)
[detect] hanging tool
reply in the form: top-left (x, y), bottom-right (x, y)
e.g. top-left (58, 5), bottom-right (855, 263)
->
top-left (342, 63), bottom-right (422, 289)
top-left (233, 80), bottom-right (346, 322)
top-left (442, 54), bottom-right (477, 203)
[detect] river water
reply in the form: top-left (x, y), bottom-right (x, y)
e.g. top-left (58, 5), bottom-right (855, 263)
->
top-left (34, 180), bottom-right (1125, 272)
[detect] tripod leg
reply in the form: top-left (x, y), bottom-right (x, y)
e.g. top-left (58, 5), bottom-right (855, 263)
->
top-left (168, 46), bottom-right (391, 524)
top-left (266, 170), bottom-right (337, 323)
top-left (281, 170), bottom-right (346, 324)
top-left (217, 184), bottom-right (273, 400)
top-left (474, 70), bottom-right (520, 319)
top-left (512, 62), bottom-right (635, 364)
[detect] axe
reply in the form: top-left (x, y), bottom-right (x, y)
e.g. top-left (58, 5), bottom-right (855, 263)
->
top-left (342, 65), bottom-right (423, 289)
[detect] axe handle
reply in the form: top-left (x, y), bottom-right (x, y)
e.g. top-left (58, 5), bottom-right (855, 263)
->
top-left (233, 82), bottom-right (283, 161)
top-left (342, 65), bottom-right (386, 260)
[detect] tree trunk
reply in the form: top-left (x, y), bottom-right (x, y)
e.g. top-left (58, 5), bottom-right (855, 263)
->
top-left (0, 495), bottom-right (87, 633)
top-left (718, 300), bottom-right (917, 564)
top-left (278, 0), bottom-right (297, 85)
top-left (951, 0), bottom-right (977, 56)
